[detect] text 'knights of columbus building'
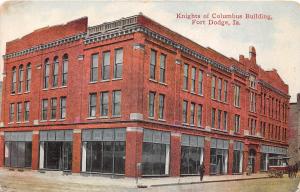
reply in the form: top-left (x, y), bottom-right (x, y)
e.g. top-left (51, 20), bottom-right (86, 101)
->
top-left (0, 13), bottom-right (290, 177)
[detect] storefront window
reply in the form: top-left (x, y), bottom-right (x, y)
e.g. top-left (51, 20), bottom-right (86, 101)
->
top-left (210, 138), bottom-right (229, 175)
top-left (232, 141), bottom-right (243, 174)
top-left (260, 145), bottom-right (287, 171)
top-left (180, 134), bottom-right (204, 175)
top-left (142, 129), bottom-right (170, 176)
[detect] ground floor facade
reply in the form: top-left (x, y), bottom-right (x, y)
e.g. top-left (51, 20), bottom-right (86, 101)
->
top-left (0, 123), bottom-right (288, 177)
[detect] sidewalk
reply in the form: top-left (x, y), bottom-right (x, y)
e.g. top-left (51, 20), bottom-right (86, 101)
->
top-left (0, 168), bottom-right (269, 189)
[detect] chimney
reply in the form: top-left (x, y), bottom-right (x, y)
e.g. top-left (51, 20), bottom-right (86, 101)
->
top-left (249, 46), bottom-right (256, 64)
top-left (239, 55), bottom-right (244, 63)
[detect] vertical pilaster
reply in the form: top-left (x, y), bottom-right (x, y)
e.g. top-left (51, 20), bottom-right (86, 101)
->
top-left (32, 130), bottom-right (39, 170)
top-left (72, 129), bottom-right (81, 173)
top-left (228, 140), bottom-right (234, 174)
top-left (0, 132), bottom-right (4, 167)
top-left (170, 132), bottom-right (181, 176)
top-left (125, 127), bottom-right (143, 177)
top-left (255, 151), bottom-right (261, 173)
top-left (204, 136), bottom-right (211, 175)
top-left (243, 144), bottom-right (249, 173)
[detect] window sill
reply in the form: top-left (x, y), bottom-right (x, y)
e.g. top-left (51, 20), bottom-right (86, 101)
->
top-left (111, 115), bottom-right (121, 118)
top-left (50, 87), bottom-right (59, 90)
top-left (149, 79), bottom-right (158, 83)
top-left (158, 119), bottom-right (166, 122)
top-left (10, 93), bottom-right (16, 96)
top-left (49, 119), bottom-right (57, 122)
top-left (99, 116), bottom-right (109, 119)
top-left (16, 121), bottom-right (22, 124)
top-left (24, 91), bottom-right (30, 94)
top-left (61, 85), bottom-right (67, 88)
top-left (148, 117), bottom-right (155, 120)
top-left (86, 117), bottom-right (96, 120)
top-left (17, 93), bottom-right (22, 95)
top-left (234, 106), bottom-right (241, 109)
top-left (8, 122), bottom-right (14, 125)
top-left (182, 89), bottom-right (189, 92)
top-left (112, 78), bottom-right (122, 81)
top-left (24, 121), bottom-right (29, 123)
top-left (182, 123), bottom-right (189, 126)
top-left (159, 82), bottom-right (168, 86)
top-left (57, 119), bottom-right (65, 121)
top-left (89, 81), bottom-right (97, 84)
top-left (40, 120), bottom-right (47, 122)
top-left (190, 124), bottom-right (195, 127)
top-left (42, 88), bottom-right (48, 91)
top-left (100, 79), bottom-right (110, 83)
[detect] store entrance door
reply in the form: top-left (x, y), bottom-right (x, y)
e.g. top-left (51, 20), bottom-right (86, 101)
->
top-left (44, 142), bottom-right (72, 171)
top-left (248, 149), bottom-right (256, 173)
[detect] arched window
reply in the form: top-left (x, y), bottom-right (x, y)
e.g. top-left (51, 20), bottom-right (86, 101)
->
top-left (53, 56), bottom-right (59, 87)
top-left (62, 54), bottom-right (68, 86)
top-left (25, 63), bottom-right (31, 92)
top-left (18, 65), bottom-right (24, 93)
top-left (43, 58), bottom-right (50, 89)
top-left (11, 67), bottom-right (17, 94)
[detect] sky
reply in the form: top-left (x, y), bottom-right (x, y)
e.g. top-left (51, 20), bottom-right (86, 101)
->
top-left (0, 1), bottom-right (299, 102)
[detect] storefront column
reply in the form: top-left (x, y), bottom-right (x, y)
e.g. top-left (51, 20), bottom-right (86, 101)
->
top-left (32, 131), bottom-right (39, 170)
top-left (243, 145), bottom-right (249, 173)
top-left (204, 137), bottom-right (211, 175)
top-left (72, 129), bottom-right (81, 173)
top-left (255, 151), bottom-right (261, 173)
top-left (0, 132), bottom-right (4, 167)
top-left (170, 132), bottom-right (181, 177)
top-left (125, 127), bottom-right (143, 177)
top-left (228, 140), bottom-right (234, 175)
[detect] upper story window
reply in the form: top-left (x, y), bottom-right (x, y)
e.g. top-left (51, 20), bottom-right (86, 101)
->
top-left (100, 91), bottom-right (109, 117)
top-left (62, 54), bottom-right (68, 86)
top-left (234, 85), bottom-right (240, 107)
top-left (41, 99), bottom-right (48, 120)
top-left (50, 98), bottom-right (57, 120)
top-left (16, 102), bottom-right (22, 122)
top-left (249, 118), bottom-right (256, 136)
top-left (11, 67), bottom-right (17, 94)
top-left (18, 65), bottom-right (24, 93)
top-left (198, 70), bottom-right (203, 95)
top-left (250, 92), bottom-right (256, 112)
top-left (149, 92), bottom-right (155, 118)
top-left (217, 78), bottom-right (222, 101)
top-left (190, 102), bottom-right (195, 125)
top-left (25, 63), bottom-right (31, 92)
top-left (158, 94), bottom-right (165, 120)
top-left (53, 57), bottom-right (59, 87)
top-left (191, 67), bottom-right (196, 93)
top-left (159, 54), bottom-right (166, 83)
top-left (90, 54), bottom-right (98, 82)
top-left (217, 109), bottom-right (222, 129)
top-left (182, 100), bottom-right (188, 123)
top-left (102, 51), bottom-right (110, 80)
top-left (60, 96), bottom-right (66, 119)
top-left (114, 48), bottom-right (123, 79)
top-left (223, 111), bottom-right (228, 131)
top-left (43, 59), bottom-right (50, 89)
top-left (249, 75), bottom-right (256, 89)
top-left (211, 75), bottom-right (216, 99)
top-left (89, 93), bottom-right (97, 117)
top-left (9, 103), bottom-right (15, 122)
top-left (24, 101), bottom-right (30, 122)
top-left (112, 90), bottom-right (121, 116)
top-left (183, 64), bottom-right (189, 90)
top-left (234, 114), bottom-right (240, 133)
top-left (197, 104), bottom-right (203, 127)
top-left (224, 80), bottom-right (228, 102)
top-left (150, 50), bottom-right (157, 80)
top-left (211, 108), bottom-right (216, 128)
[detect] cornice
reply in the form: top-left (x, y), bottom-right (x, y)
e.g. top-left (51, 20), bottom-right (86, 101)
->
top-left (258, 79), bottom-right (290, 99)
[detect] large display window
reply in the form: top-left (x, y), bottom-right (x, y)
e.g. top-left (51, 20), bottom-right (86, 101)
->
top-left (232, 141), bottom-right (243, 174)
top-left (210, 138), bottom-right (229, 175)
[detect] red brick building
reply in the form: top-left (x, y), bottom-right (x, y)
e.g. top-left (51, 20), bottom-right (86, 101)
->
top-left (0, 14), bottom-right (290, 177)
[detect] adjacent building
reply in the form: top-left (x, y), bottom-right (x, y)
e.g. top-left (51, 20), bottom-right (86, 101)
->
top-left (0, 14), bottom-right (289, 177)
top-left (288, 94), bottom-right (300, 164)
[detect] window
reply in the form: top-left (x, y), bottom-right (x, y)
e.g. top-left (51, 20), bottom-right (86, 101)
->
top-left (11, 67), bottom-right (17, 94)
top-left (150, 50), bottom-right (156, 80)
top-left (182, 100), bottom-right (188, 123)
top-left (62, 54), bottom-right (68, 86)
top-left (114, 48), bottom-right (123, 79)
top-left (112, 91), bottom-right (121, 116)
top-left (250, 92), bottom-right (256, 112)
top-left (159, 54), bottom-right (166, 83)
top-left (191, 67), bottom-right (196, 92)
top-left (43, 59), bottom-right (50, 89)
top-left (223, 111), bottom-right (228, 131)
top-left (89, 93), bottom-right (97, 117)
top-left (190, 103), bottom-right (195, 125)
top-left (250, 119), bottom-right (256, 136)
top-left (183, 64), bottom-right (188, 90)
top-left (234, 114), bottom-right (240, 133)
top-left (211, 76), bottom-right (216, 99)
top-left (211, 108), bottom-right (216, 128)
top-left (18, 65), bottom-right (24, 93)
top-left (224, 80), bottom-right (228, 102)
top-left (25, 64), bottom-right (31, 92)
top-left (197, 104), bottom-right (203, 127)
top-left (41, 99), bottom-right (48, 120)
top-left (217, 78), bottom-right (222, 101)
top-left (53, 57), bottom-right (59, 87)
top-left (233, 141), bottom-right (243, 174)
top-left (198, 70), bottom-right (203, 95)
top-left (249, 75), bottom-right (256, 89)
top-left (60, 97), bottom-right (66, 119)
top-left (50, 98), bottom-right (57, 120)
top-left (24, 102), bottom-right (30, 122)
top-left (17, 102), bottom-right (22, 122)
top-left (149, 92), bottom-right (155, 118)
top-left (158, 94), bottom-right (165, 119)
top-left (90, 54), bottom-right (98, 82)
top-left (100, 92), bottom-right (109, 117)
top-left (217, 109), bottom-right (222, 129)
top-left (102, 52), bottom-right (110, 80)
top-left (9, 103), bottom-right (15, 122)
top-left (234, 85), bottom-right (240, 107)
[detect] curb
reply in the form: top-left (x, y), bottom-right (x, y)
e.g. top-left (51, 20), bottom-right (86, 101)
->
top-left (150, 176), bottom-right (269, 187)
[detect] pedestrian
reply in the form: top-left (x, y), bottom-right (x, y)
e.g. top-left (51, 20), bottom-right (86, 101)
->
top-left (199, 162), bottom-right (205, 182)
